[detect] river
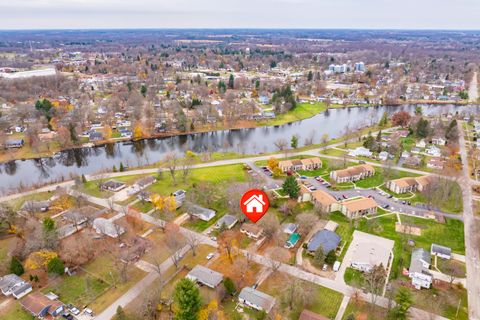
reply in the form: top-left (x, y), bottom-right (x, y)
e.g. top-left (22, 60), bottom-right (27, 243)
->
top-left (0, 104), bottom-right (477, 193)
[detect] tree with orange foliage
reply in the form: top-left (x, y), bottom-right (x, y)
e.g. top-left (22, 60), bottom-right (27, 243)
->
top-left (103, 125), bottom-right (113, 140)
top-left (133, 123), bottom-right (143, 140)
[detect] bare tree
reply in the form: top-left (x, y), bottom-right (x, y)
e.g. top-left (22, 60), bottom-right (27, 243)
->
top-left (364, 264), bottom-right (387, 309)
top-left (185, 232), bottom-right (200, 256)
top-left (164, 152), bottom-right (178, 185)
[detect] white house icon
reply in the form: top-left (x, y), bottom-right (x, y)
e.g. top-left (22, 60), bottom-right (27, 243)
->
top-left (243, 194), bottom-right (266, 213)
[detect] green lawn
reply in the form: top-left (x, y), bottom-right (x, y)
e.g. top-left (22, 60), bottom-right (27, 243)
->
top-left (258, 272), bottom-right (343, 319)
top-left (42, 271), bottom-right (110, 308)
top-left (148, 164), bottom-right (247, 196)
top-left (0, 303), bottom-right (34, 320)
top-left (329, 212), bottom-right (355, 261)
top-left (256, 102), bottom-right (327, 126)
top-left (357, 214), bottom-right (465, 279)
top-left (75, 181), bottom-right (113, 198)
top-left (131, 200), bottom-right (153, 213)
top-left (344, 267), bottom-right (365, 288)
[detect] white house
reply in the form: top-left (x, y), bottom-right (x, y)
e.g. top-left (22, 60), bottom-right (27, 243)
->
top-left (348, 147), bottom-right (373, 158)
top-left (409, 248), bottom-right (432, 289)
top-left (238, 287), bottom-right (276, 313)
top-left (426, 146), bottom-right (442, 157)
top-left (432, 137), bottom-right (446, 146)
top-left (378, 151), bottom-right (389, 161)
top-left (431, 243), bottom-right (452, 260)
top-left (416, 139), bottom-right (426, 148)
top-left (243, 194), bottom-right (266, 213)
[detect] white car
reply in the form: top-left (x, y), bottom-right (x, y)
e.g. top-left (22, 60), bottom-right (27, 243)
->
top-left (206, 253), bottom-right (215, 260)
top-left (210, 236), bottom-right (217, 241)
top-left (322, 264), bottom-right (328, 271)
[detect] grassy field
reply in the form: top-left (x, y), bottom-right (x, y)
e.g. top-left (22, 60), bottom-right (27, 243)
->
top-left (0, 303), bottom-right (34, 320)
top-left (257, 102), bottom-right (327, 126)
top-left (148, 164), bottom-right (247, 196)
top-left (75, 181), bottom-right (113, 198)
top-left (258, 271), bottom-right (343, 319)
top-left (344, 267), bottom-right (365, 288)
top-left (342, 299), bottom-right (387, 320)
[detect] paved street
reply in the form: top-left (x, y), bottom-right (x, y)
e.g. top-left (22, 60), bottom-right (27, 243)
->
top-left (458, 122), bottom-right (480, 320)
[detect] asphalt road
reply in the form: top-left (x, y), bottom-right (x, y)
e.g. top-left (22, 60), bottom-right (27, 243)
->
top-left (458, 121), bottom-right (480, 320)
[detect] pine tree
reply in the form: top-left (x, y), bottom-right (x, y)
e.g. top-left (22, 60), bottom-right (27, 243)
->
top-left (228, 74), bottom-right (234, 89)
top-left (81, 174), bottom-right (87, 183)
top-left (10, 256), bottom-right (24, 276)
top-left (119, 162), bottom-right (125, 172)
top-left (47, 257), bottom-right (65, 275)
top-left (282, 176), bottom-right (300, 199)
top-left (173, 279), bottom-right (202, 320)
top-left (223, 277), bottom-right (236, 295)
top-left (291, 135), bottom-right (298, 149)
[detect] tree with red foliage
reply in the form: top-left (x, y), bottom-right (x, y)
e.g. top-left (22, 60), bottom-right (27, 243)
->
top-left (391, 111), bottom-right (411, 128)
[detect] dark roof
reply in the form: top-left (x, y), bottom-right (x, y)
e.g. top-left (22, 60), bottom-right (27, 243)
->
top-left (431, 243), bottom-right (452, 256)
top-left (307, 230), bottom-right (341, 253)
top-left (239, 287), bottom-right (275, 312)
top-left (187, 265), bottom-right (223, 288)
top-left (299, 310), bottom-right (329, 320)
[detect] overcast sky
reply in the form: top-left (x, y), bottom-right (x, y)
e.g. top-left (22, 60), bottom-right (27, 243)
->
top-left (0, 0), bottom-right (479, 30)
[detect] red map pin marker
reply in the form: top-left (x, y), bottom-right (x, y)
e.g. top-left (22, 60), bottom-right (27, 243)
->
top-left (240, 189), bottom-right (270, 223)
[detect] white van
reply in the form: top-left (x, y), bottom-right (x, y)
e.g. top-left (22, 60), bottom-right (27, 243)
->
top-left (333, 261), bottom-right (341, 272)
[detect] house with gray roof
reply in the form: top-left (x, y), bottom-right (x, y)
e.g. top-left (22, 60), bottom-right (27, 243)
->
top-left (409, 248), bottom-right (432, 289)
top-left (307, 230), bottom-right (341, 254)
top-left (214, 214), bottom-right (238, 230)
top-left (0, 274), bottom-right (32, 299)
top-left (238, 287), bottom-right (276, 313)
top-left (186, 265), bottom-right (223, 289)
top-left (187, 204), bottom-right (216, 221)
top-left (20, 200), bottom-right (50, 213)
top-left (431, 243), bottom-right (452, 260)
top-left (93, 218), bottom-right (125, 238)
top-left (282, 223), bottom-right (298, 234)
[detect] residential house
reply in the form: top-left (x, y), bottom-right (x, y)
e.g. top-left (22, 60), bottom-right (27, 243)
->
top-left (386, 175), bottom-right (432, 194)
top-left (134, 176), bottom-right (156, 190)
top-left (20, 292), bottom-right (65, 318)
top-left (403, 156), bottom-right (421, 167)
top-left (282, 223), bottom-right (298, 235)
top-left (4, 139), bottom-right (24, 148)
top-left (401, 151), bottom-right (411, 159)
top-left (299, 310), bottom-right (329, 320)
top-left (186, 265), bottom-right (223, 289)
top-left (378, 151), bottom-right (389, 161)
top-left (350, 232), bottom-right (394, 273)
top-left (427, 157), bottom-right (445, 170)
top-left (416, 139), bottom-right (427, 148)
top-left (409, 248), bottom-right (432, 289)
top-left (238, 287), bottom-right (276, 313)
top-left (137, 191), bottom-right (153, 202)
top-left (93, 218), bottom-right (125, 238)
top-left (101, 180), bottom-right (126, 192)
top-left (329, 164), bottom-right (375, 183)
top-left (240, 223), bottom-right (264, 239)
top-left (214, 214), bottom-right (238, 230)
top-left (172, 189), bottom-right (187, 204)
top-left (278, 157), bottom-right (322, 173)
top-left (187, 204), bottom-right (216, 221)
top-left (348, 147), bottom-right (373, 158)
top-left (431, 243), bottom-right (452, 260)
top-left (20, 200), bottom-right (50, 213)
top-left (415, 175), bottom-right (434, 192)
top-left (426, 146), bottom-right (442, 157)
top-left (0, 274), bottom-right (32, 299)
top-left (339, 197), bottom-right (377, 219)
top-left (432, 137), bottom-right (446, 146)
top-left (306, 230), bottom-right (341, 254)
top-left (89, 131), bottom-right (104, 142)
top-left (311, 190), bottom-right (338, 213)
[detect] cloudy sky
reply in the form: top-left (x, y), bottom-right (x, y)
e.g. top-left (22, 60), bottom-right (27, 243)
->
top-left (0, 0), bottom-right (479, 30)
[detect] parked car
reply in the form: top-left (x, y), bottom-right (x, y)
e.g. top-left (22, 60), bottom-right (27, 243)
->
top-left (62, 314), bottom-right (74, 320)
top-left (342, 194), bottom-right (347, 199)
top-left (206, 253), bottom-right (215, 260)
top-left (322, 264), bottom-right (328, 271)
top-left (67, 305), bottom-right (80, 316)
top-left (383, 204), bottom-right (390, 209)
top-left (210, 236), bottom-right (217, 241)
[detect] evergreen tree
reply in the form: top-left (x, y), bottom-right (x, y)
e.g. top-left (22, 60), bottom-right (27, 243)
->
top-left (223, 277), bottom-right (236, 295)
top-left (10, 256), bottom-right (24, 276)
top-left (173, 278), bottom-right (202, 320)
top-left (228, 74), bottom-right (235, 89)
top-left (47, 257), bottom-right (65, 275)
top-left (119, 162), bottom-right (125, 172)
top-left (379, 111), bottom-right (388, 126)
top-left (388, 287), bottom-right (412, 320)
top-left (115, 306), bottom-right (127, 320)
top-left (81, 174), bottom-right (87, 183)
top-left (43, 217), bottom-right (55, 232)
top-left (282, 175), bottom-right (300, 199)
top-left (307, 70), bottom-right (313, 81)
top-left (140, 84), bottom-right (147, 97)
top-left (416, 118), bottom-right (430, 138)
top-left (313, 247), bottom-right (325, 267)
top-left (325, 250), bottom-right (337, 265)
top-left (291, 135), bottom-right (298, 149)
